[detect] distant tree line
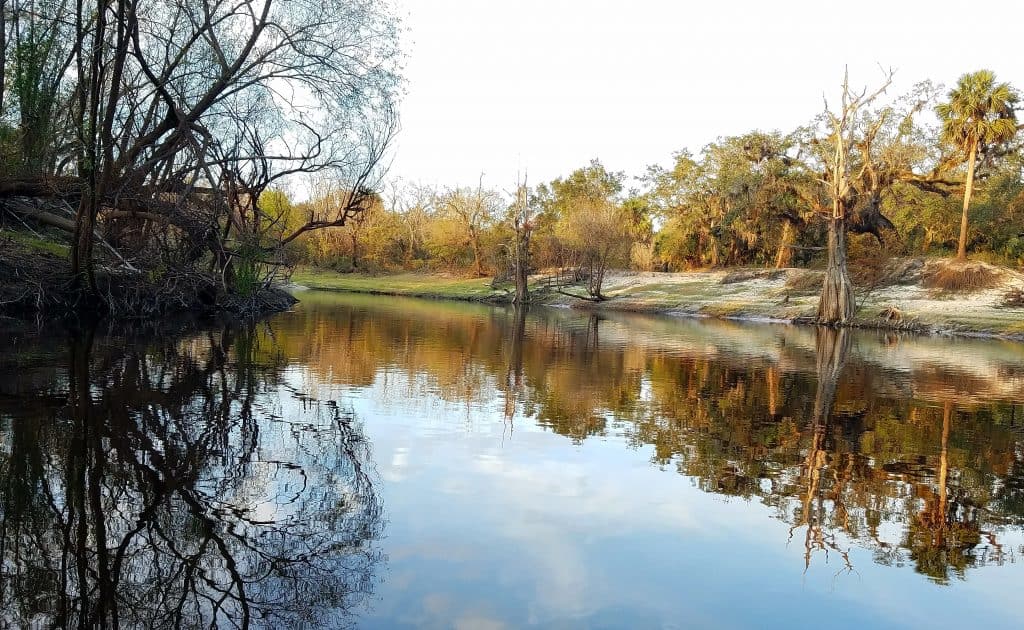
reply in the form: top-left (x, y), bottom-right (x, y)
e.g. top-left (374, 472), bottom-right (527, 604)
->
top-left (276, 69), bottom-right (1021, 322)
top-left (0, 15), bottom-right (1020, 326)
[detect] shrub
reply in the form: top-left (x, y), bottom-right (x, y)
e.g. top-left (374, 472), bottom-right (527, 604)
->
top-left (784, 270), bottom-right (823, 294)
top-left (920, 260), bottom-right (1005, 292)
top-left (1002, 287), bottom-right (1024, 308)
top-left (720, 269), bottom-right (784, 284)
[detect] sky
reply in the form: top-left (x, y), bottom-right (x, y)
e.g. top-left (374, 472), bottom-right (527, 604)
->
top-left (386, 0), bottom-right (1024, 191)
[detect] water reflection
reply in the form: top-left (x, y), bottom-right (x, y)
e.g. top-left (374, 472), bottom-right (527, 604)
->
top-left (3, 293), bottom-right (1024, 627)
top-left (0, 323), bottom-right (382, 628)
top-left (275, 293), bottom-right (1024, 586)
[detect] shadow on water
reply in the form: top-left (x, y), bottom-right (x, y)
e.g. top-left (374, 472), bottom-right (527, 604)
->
top-left (0, 320), bottom-right (383, 629)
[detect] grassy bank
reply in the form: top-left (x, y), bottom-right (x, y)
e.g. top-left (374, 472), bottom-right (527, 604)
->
top-left (290, 268), bottom-right (513, 301)
top-left (291, 260), bottom-right (1024, 340)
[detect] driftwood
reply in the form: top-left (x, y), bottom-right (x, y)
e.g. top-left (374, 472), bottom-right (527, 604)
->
top-left (554, 287), bottom-right (604, 302)
top-left (2, 198), bottom-right (77, 232)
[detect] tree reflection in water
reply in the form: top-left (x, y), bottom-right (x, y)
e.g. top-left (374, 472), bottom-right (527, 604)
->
top-left (789, 327), bottom-right (854, 574)
top-left (3, 292), bottom-right (1024, 626)
top-left (0, 323), bottom-right (382, 629)
top-left (273, 294), bottom-right (1024, 585)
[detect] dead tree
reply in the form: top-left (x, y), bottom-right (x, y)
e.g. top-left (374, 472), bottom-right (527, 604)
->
top-left (510, 178), bottom-right (533, 304)
top-left (815, 69), bottom-right (892, 325)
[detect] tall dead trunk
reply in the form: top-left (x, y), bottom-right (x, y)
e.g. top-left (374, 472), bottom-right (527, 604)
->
top-left (468, 225), bottom-right (483, 276)
top-left (513, 238), bottom-right (529, 304)
top-left (817, 217), bottom-right (854, 324)
top-left (775, 221), bottom-right (794, 268)
top-left (71, 0), bottom-right (113, 298)
top-left (956, 141), bottom-right (977, 261)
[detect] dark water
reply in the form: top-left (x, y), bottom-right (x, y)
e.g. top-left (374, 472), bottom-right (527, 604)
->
top-left (3, 291), bottom-right (1024, 629)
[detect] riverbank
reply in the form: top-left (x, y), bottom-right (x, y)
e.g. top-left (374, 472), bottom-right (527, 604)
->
top-left (0, 229), bottom-right (295, 322)
top-left (290, 259), bottom-right (1024, 340)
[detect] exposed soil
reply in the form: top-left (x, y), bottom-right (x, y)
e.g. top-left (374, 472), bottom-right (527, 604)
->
top-left (551, 259), bottom-right (1024, 339)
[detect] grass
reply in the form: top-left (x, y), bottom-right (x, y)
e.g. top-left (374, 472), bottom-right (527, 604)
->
top-left (2, 230), bottom-right (71, 258)
top-left (290, 268), bottom-right (508, 301)
top-left (701, 302), bottom-right (750, 317)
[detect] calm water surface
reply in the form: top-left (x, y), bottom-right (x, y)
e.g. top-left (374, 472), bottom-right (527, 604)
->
top-left (3, 290), bottom-right (1024, 628)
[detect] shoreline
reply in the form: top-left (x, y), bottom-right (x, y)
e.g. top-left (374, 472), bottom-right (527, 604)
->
top-left (289, 265), bottom-right (1024, 342)
top-left (0, 232), bottom-right (298, 324)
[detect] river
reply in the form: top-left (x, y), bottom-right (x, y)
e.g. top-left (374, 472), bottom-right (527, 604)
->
top-left (2, 290), bottom-right (1023, 628)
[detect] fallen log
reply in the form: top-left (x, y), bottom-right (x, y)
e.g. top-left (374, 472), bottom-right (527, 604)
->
top-left (2, 198), bottom-right (76, 232)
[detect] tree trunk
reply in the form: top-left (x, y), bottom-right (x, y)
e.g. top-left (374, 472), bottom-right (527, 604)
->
top-left (956, 141), bottom-right (978, 261)
top-left (405, 224), bottom-right (415, 268)
top-left (775, 222), bottom-right (795, 268)
top-left (513, 236), bottom-right (529, 305)
top-left (71, 194), bottom-right (100, 295)
top-left (470, 233), bottom-right (483, 277)
top-left (513, 263), bottom-right (529, 304)
top-left (587, 259), bottom-right (606, 300)
top-left (817, 217), bottom-right (854, 324)
top-left (350, 232), bottom-right (359, 269)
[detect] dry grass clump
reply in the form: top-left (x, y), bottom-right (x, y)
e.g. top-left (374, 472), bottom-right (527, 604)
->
top-left (879, 305), bottom-right (904, 322)
top-left (920, 260), bottom-right (1006, 292)
top-left (850, 254), bottom-right (889, 287)
top-left (1002, 287), bottom-right (1024, 309)
top-left (784, 269), bottom-right (823, 295)
top-left (719, 268), bottom-right (785, 285)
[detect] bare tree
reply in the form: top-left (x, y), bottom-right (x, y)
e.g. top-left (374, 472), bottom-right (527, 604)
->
top-left (509, 177), bottom-right (533, 304)
top-left (437, 177), bottom-right (502, 277)
top-left (814, 69), bottom-right (892, 324)
top-left (1, 0), bottom-right (403, 307)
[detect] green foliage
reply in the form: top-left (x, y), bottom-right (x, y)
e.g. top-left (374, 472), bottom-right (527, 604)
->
top-left (10, 15), bottom-right (67, 175)
top-left (254, 81), bottom-right (1024, 279)
top-left (643, 131), bottom-right (806, 269)
top-left (232, 245), bottom-right (263, 297)
top-left (936, 70), bottom-right (1019, 157)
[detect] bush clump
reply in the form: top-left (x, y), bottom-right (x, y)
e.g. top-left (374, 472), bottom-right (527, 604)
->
top-left (920, 260), bottom-right (1005, 292)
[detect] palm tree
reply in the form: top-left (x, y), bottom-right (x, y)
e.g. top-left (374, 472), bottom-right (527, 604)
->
top-left (936, 70), bottom-right (1019, 261)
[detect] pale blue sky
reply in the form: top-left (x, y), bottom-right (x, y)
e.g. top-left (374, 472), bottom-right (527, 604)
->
top-left (388, 0), bottom-right (1024, 190)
